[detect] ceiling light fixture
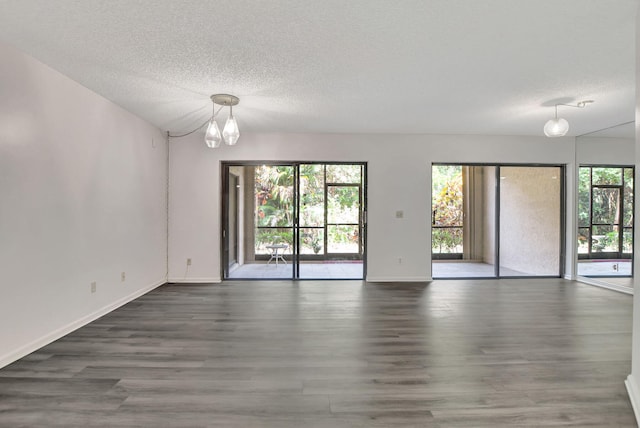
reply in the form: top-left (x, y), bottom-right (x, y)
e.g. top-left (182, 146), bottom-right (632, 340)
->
top-left (543, 100), bottom-right (594, 137)
top-left (168, 93), bottom-right (241, 148)
top-left (206, 94), bottom-right (240, 147)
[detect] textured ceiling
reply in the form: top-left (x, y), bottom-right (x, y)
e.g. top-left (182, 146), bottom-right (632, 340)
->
top-left (0, 0), bottom-right (636, 137)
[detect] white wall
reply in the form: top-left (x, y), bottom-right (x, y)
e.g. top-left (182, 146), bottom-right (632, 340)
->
top-left (576, 136), bottom-right (635, 164)
top-left (626, 3), bottom-right (640, 420)
top-left (169, 132), bottom-right (578, 282)
top-left (0, 41), bottom-right (167, 367)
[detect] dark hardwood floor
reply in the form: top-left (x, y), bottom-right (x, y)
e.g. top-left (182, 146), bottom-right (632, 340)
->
top-left (0, 279), bottom-right (635, 427)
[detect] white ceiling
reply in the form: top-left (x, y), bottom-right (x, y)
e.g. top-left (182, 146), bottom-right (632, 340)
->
top-left (0, 0), bottom-right (636, 138)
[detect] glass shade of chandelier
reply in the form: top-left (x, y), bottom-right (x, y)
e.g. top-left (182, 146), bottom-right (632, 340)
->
top-left (205, 94), bottom-right (240, 147)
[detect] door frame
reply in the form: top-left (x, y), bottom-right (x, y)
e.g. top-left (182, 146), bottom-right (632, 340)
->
top-left (431, 162), bottom-right (566, 279)
top-left (221, 161), bottom-right (368, 280)
top-left (227, 172), bottom-right (239, 267)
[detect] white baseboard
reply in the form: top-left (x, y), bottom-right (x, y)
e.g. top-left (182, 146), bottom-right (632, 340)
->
top-left (564, 274), bottom-right (575, 281)
top-left (625, 374), bottom-right (640, 424)
top-left (366, 276), bottom-right (431, 283)
top-left (167, 277), bottom-right (221, 284)
top-left (0, 278), bottom-right (166, 369)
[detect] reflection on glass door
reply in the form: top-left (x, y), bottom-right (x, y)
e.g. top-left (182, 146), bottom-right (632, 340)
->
top-left (577, 166), bottom-right (634, 277)
top-left (223, 162), bottom-right (365, 280)
top-left (499, 166), bottom-right (562, 277)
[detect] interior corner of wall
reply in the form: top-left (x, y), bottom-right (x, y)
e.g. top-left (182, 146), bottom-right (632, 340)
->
top-left (0, 278), bottom-right (166, 369)
top-left (626, 374), bottom-right (640, 425)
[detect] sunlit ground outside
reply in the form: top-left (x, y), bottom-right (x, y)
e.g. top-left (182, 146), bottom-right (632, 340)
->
top-left (433, 261), bottom-right (532, 278)
top-left (229, 261), bottom-right (363, 279)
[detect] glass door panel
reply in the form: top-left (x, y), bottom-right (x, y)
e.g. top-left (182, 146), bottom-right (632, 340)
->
top-left (499, 166), bottom-right (561, 277)
top-left (591, 225), bottom-right (617, 253)
top-left (624, 168), bottom-right (634, 227)
top-left (299, 164), bottom-right (325, 228)
top-left (431, 165), bottom-right (497, 278)
top-left (624, 168), bottom-right (634, 257)
top-left (326, 185), bottom-right (361, 254)
top-left (299, 164), bottom-right (364, 279)
top-left (299, 164), bottom-right (325, 258)
top-left (327, 186), bottom-right (360, 223)
top-left (591, 188), bottom-right (620, 225)
top-left (577, 167), bottom-right (590, 256)
top-left (254, 165), bottom-right (295, 279)
top-left (299, 228), bottom-right (324, 255)
top-left (592, 167), bottom-right (622, 185)
top-left (590, 187), bottom-right (621, 257)
top-left (326, 164), bottom-right (361, 184)
top-left (327, 225), bottom-right (359, 253)
top-left (225, 164), bottom-right (294, 279)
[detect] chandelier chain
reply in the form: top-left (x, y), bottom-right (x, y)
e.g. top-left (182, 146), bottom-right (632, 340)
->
top-left (168, 105), bottom-right (225, 139)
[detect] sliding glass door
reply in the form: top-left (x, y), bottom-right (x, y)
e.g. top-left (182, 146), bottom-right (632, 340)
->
top-left (432, 163), bottom-right (564, 279)
top-left (222, 162), bottom-right (366, 280)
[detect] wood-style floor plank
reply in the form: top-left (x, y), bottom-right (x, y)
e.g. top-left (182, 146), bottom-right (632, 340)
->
top-left (0, 278), bottom-right (635, 427)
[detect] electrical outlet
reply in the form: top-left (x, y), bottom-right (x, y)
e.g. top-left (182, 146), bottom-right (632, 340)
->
top-left (91, 281), bottom-right (97, 293)
top-left (398, 257), bottom-right (402, 265)
top-left (121, 272), bottom-right (126, 282)
top-left (187, 258), bottom-right (192, 266)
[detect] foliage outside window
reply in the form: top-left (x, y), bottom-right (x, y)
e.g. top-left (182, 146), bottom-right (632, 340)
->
top-left (254, 164), bottom-right (362, 256)
top-left (432, 165), bottom-right (463, 254)
top-left (578, 166), bottom-right (633, 256)
top-left (254, 165), bottom-right (294, 255)
top-left (299, 164), bottom-right (325, 254)
top-left (326, 164), bottom-right (361, 184)
top-left (327, 186), bottom-right (360, 253)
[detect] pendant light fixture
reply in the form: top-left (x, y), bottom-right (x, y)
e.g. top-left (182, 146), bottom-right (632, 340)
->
top-left (208, 94), bottom-right (240, 147)
top-left (543, 105), bottom-right (569, 137)
top-left (543, 100), bottom-right (594, 137)
top-left (204, 105), bottom-right (222, 148)
top-left (167, 93), bottom-right (240, 148)
top-left (222, 103), bottom-right (240, 146)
